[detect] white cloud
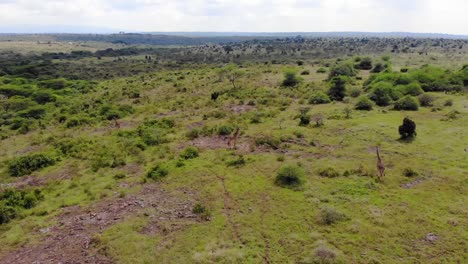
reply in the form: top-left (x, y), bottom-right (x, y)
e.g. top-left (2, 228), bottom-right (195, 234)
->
top-left (0, 0), bottom-right (466, 34)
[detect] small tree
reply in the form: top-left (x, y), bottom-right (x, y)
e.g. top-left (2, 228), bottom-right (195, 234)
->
top-left (298, 108), bottom-right (311, 126)
top-left (218, 65), bottom-right (245, 89)
top-left (328, 76), bottom-right (347, 101)
top-left (399, 117), bottom-right (416, 139)
top-left (282, 71), bottom-right (301, 87)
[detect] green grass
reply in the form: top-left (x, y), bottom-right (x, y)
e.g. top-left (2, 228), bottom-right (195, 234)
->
top-left (0, 49), bottom-right (466, 263)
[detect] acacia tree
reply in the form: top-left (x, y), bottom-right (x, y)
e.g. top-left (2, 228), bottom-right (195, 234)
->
top-left (218, 65), bottom-right (245, 89)
top-left (328, 76), bottom-right (347, 101)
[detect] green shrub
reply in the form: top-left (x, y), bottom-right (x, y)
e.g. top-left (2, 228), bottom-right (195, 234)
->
top-left (444, 99), bottom-right (453, 106)
top-left (399, 117), bottom-right (417, 139)
top-left (394, 95), bottom-right (419, 111)
top-left (300, 70), bottom-right (310, 75)
top-left (180, 146), bottom-right (199, 159)
top-left (318, 167), bottom-right (340, 178)
top-left (403, 168), bottom-right (419, 177)
top-left (316, 68), bottom-right (327, 73)
top-left (192, 203), bottom-right (211, 220)
top-left (255, 136), bottom-right (281, 149)
top-left (418, 94), bottom-right (434, 107)
top-left (0, 189), bottom-right (44, 224)
top-left (282, 71), bottom-right (302, 87)
top-left (328, 76), bottom-right (347, 101)
top-left (328, 62), bottom-right (356, 79)
top-left (217, 125), bottom-right (234, 136)
top-left (369, 82), bottom-right (393, 106)
top-left (8, 154), bottom-right (56, 177)
top-left (402, 82), bottom-right (424, 96)
top-left (348, 87), bottom-right (361, 97)
top-left (313, 245), bottom-right (338, 263)
top-left (309, 92), bottom-right (331, 105)
top-left (146, 165), bottom-right (169, 181)
top-left (275, 165), bottom-right (304, 189)
top-left (227, 156), bottom-right (246, 167)
top-left (186, 128), bottom-right (200, 139)
top-left (319, 207), bottom-right (348, 225)
top-left (355, 96), bottom-right (373, 110)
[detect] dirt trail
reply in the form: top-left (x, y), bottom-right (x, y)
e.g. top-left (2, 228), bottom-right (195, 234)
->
top-left (0, 184), bottom-right (195, 264)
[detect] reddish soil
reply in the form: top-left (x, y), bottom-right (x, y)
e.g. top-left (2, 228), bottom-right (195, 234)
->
top-left (0, 185), bottom-right (196, 264)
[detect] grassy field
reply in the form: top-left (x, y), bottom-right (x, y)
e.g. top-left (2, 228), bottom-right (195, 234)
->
top-left (0, 39), bottom-right (467, 263)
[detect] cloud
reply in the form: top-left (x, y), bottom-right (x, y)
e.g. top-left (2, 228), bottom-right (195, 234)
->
top-left (0, 0), bottom-right (466, 34)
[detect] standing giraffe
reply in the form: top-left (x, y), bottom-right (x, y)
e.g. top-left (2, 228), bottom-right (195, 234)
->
top-left (227, 128), bottom-right (240, 149)
top-left (376, 147), bottom-right (385, 179)
top-left (114, 119), bottom-right (121, 129)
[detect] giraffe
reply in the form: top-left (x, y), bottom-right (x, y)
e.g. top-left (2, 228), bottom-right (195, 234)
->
top-left (114, 119), bottom-right (121, 129)
top-left (376, 146), bottom-right (385, 179)
top-left (227, 128), bottom-right (240, 149)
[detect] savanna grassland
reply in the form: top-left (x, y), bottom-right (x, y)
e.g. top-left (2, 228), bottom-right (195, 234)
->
top-left (0, 35), bottom-right (467, 263)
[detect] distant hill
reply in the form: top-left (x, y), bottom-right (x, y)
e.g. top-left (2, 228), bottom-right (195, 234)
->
top-left (146, 32), bottom-right (468, 39)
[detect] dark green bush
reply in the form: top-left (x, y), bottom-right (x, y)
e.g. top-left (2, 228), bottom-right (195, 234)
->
top-left (328, 62), bottom-right (356, 79)
top-left (275, 165), bottom-right (304, 189)
top-left (394, 96), bottom-right (419, 111)
top-left (226, 156), bottom-right (246, 167)
top-left (403, 168), bottom-right (419, 177)
top-left (328, 76), bottom-right (347, 101)
top-left (282, 71), bottom-right (301, 87)
top-left (399, 117), bottom-right (417, 139)
top-left (217, 125), bottom-right (234, 136)
top-left (8, 154), bottom-right (56, 177)
top-left (354, 57), bottom-right (372, 70)
top-left (0, 188), bottom-right (44, 224)
top-left (180, 146), bottom-right (199, 159)
top-left (146, 165), bottom-right (169, 181)
top-left (355, 96), bottom-right (373, 110)
top-left (18, 107), bottom-right (46, 119)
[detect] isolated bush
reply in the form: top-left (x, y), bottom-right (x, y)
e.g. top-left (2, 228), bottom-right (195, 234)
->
top-left (180, 146), bottom-right (199, 159)
top-left (318, 167), bottom-right (340, 178)
top-left (309, 92), bottom-right (331, 105)
top-left (444, 99), bottom-right (453, 106)
top-left (186, 128), bottom-right (200, 139)
top-left (217, 125), bottom-right (234, 136)
top-left (298, 108), bottom-right (311, 126)
top-left (418, 94), bottom-right (434, 107)
top-left (371, 63), bottom-right (386, 73)
top-left (146, 165), bottom-right (169, 181)
top-left (192, 203), bottom-right (211, 220)
top-left (275, 165), bottom-right (304, 189)
top-left (355, 96), bottom-right (373, 110)
top-left (394, 96), bottom-right (419, 111)
top-left (319, 207), bottom-right (348, 225)
top-left (8, 154), bottom-right (56, 177)
top-left (403, 168), bottom-right (419, 177)
top-left (282, 71), bottom-right (301, 87)
top-left (399, 117), bottom-right (417, 139)
top-left (300, 70), bottom-right (310, 75)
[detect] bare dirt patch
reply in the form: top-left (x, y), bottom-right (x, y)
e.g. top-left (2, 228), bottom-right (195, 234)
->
top-left (228, 104), bottom-right (256, 114)
top-left (0, 184), bottom-right (196, 264)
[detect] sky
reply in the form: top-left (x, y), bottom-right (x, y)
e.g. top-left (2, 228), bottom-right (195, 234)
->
top-left (0, 0), bottom-right (467, 34)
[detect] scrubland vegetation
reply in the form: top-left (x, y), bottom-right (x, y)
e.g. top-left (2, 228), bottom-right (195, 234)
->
top-left (0, 34), bottom-right (466, 263)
